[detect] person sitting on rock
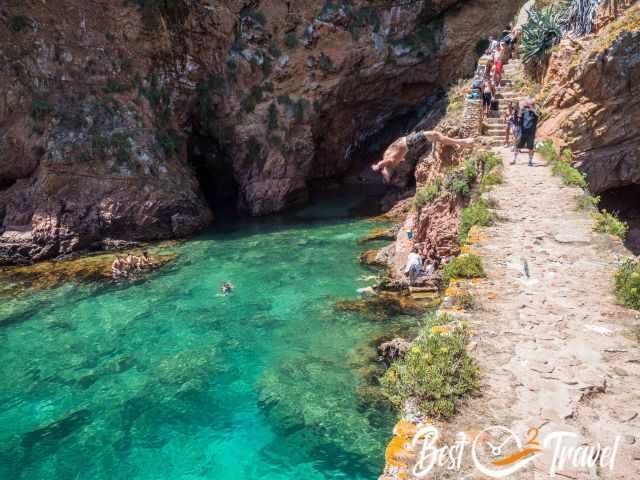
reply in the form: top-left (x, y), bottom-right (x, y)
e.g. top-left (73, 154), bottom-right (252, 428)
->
top-left (112, 256), bottom-right (127, 278)
top-left (139, 251), bottom-right (154, 268)
top-left (372, 130), bottom-right (475, 183)
top-left (404, 246), bottom-right (423, 287)
top-left (125, 253), bottom-right (139, 272)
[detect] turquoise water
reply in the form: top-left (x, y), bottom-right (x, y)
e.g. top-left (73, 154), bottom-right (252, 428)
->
top-left (0, 194), bottom-right (416, 480)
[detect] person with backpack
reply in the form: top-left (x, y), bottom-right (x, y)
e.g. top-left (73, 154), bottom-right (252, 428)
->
top-left (513, 100), bottom-right (539, 166)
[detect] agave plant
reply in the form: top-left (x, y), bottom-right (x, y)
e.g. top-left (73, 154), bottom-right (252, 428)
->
top-left (563, 0), bottom-right (604, 35)
top-left (520, 6), bottom-right (566, 65)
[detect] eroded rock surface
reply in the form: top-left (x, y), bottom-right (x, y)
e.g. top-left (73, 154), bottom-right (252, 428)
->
top-left (0, 0), bottom-right (520, 264)
top-left (539, 6), bottom-right (640, 193)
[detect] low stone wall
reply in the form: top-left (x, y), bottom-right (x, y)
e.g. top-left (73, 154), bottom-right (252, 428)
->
top-left (462, 99), bottom-right (483, 137)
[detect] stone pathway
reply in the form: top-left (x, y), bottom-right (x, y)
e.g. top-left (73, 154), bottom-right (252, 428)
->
top-left (450, 148), bottom-right (640, 479)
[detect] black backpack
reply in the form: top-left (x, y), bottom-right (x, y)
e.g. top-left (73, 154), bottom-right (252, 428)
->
top-left (521, 109), bottom-right (538, 130)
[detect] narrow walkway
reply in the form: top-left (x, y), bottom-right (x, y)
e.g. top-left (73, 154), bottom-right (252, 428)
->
top-left (456, 148), bottom-right (640, 479)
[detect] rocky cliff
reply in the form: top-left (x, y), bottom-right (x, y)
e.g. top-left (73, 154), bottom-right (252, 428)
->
top-left (538, 4), bottom-right (640, 194)
top-left (0, 0), bottom-right (520, 264)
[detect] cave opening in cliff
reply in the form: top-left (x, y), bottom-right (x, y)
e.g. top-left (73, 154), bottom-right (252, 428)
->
top-left (187, 134), bottom-right (238, 219)
top-left (0, 178), bottom-right (16, 192)
top-left (599, 184), bottom-right (640, 255)
top-left (309, 94), bottom-right (443, 216)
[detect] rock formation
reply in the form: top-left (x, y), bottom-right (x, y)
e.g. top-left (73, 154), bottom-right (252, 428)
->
top-left (0, 0), bottom-right (521, 264)
top-left (538, 5), bottom-right (640, 194)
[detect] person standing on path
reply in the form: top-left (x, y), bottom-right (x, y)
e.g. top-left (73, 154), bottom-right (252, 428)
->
top-left (513, 99), bottom-right (539, 166)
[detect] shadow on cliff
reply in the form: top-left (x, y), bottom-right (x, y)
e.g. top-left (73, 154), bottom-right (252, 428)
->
top-left (599, 184), bottom-right (640, 255)
top-left (187, 134), bottom-right (238, 221)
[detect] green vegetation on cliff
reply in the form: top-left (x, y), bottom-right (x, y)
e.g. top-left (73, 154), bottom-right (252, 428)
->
top-left (380, 313), bottom-right (478, 419)
top-left (441, 254), bottom-right (486, 286)
top-left (593, 210), bottom-right (628, 239)
top-left (458, 200), bottom-right (493, 245)
top-left (615, 259), bottom-right (640, 310)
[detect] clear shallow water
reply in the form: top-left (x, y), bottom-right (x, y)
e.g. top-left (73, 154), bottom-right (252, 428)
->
top-left (0, 193), bottom-right (416, 480)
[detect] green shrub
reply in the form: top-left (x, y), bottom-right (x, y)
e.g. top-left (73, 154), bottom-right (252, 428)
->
top-left (539, 142), bottom-right (588, 188)
top-left (463, 157), bottom-right (477, 183)
top-left (481, 169), bottom-right (503, 190)
top-left (414, 180), bottom-right (441, 210)
top-left (318, 52), bottom-right (333, 72)
top-left (536, 138), bottom-right (557, 162)
top-left (92, 132), bottom-right (133, 163)
top-left (520, 6), bottom-right (564, 65)
top-left (31, 99), bottom-right (52, 121)
top-left (481, 151), bottom-right (503, 173)
top-left (103, 79), bottom-right (130, 93)
top-left (195, 75), bottom-right (225, 138)
top-left (552, 159), bottom-right (587, 188)
top-left (593, 210), bottom-right (628, 240)
top-left (156, 128), bottom-right (182, 157)
top-left (614, 259), bottom-right (640, 310)
top-left (246, 136), bottom-right (267, 167)
top-left (277, 94), bottom-right (292, 105)
top-left (261, 55), bottom-right (272, 76)
top-left (268, 42), bottom-right (282, 58)
top-left (267, 102), bottom-right (278, 130)
top-left (577, 193), bottom-right (600, 211)
top-left (241, 10), bottom-right (266, 26)
top-left (105, 31), bottom-right (115, 42)
top-left (380, 313), bottom-right (479, 419)
top-left (441, 254), bottom-right (486, 286)
top-left (141, 75), bottom-right (172, 124)
top-left (450, 178), bottom-right (470, 197)
top-left (241, 85), bottom-right (264, 113)
top-left (294, 99), bottom-right (308, 123)
top-left (9, 15), bottom-right (30, 33)
top-left (284, 32), bottom-right (298, 48)
top-left (458, 200), bottom-right (493, 244)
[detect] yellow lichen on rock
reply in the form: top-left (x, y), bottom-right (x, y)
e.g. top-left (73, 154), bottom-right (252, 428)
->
top-left (460, 244), bottom-right (476, 254)
top-left (382, 419), bottom-right (433, 478)
top-left (466, 226), bottom-right (487, 244)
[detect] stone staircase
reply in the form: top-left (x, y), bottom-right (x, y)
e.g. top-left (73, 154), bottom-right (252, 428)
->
top-left (479, 58), bottom-right (526, 147)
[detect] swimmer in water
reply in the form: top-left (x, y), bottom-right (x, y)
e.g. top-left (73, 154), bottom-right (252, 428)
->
top-left (221, 282), bottom-right (235, 295)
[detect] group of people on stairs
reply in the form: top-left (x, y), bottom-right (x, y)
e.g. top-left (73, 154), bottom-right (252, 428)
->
top-left (476, 26), bottom-right (540, 166)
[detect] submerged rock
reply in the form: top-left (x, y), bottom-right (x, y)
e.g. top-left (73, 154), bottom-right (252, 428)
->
top-left (334, 294), bottom-right (428, 322)
top-left (358, 227), bottom-right (397, 244)
top-left (0, 247), bottom-right (176, 295)
top-left (21, 409), bottom-right (92, 448)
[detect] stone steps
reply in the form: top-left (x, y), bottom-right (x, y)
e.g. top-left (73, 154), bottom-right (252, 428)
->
top-left (484, 127), bottom-right (507, 136)
top-left (495, 94), bottom-right (526, 101)
top-left (479, 136), bottom-right (504, 146)
top-left (484, 118), bottom-right (507, 126)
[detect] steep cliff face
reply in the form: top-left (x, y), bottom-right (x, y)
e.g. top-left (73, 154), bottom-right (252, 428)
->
top-left (0, 0), bottom-right (520, 264)
top-left (539, 5), bottom-right (640, 194)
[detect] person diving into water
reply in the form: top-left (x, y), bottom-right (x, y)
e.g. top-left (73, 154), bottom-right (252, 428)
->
top-left (371, 130), bottom-right (476, 183)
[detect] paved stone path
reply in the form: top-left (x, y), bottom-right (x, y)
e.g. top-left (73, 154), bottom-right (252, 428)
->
top-left (450, 148), bottom-right (640, 479)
